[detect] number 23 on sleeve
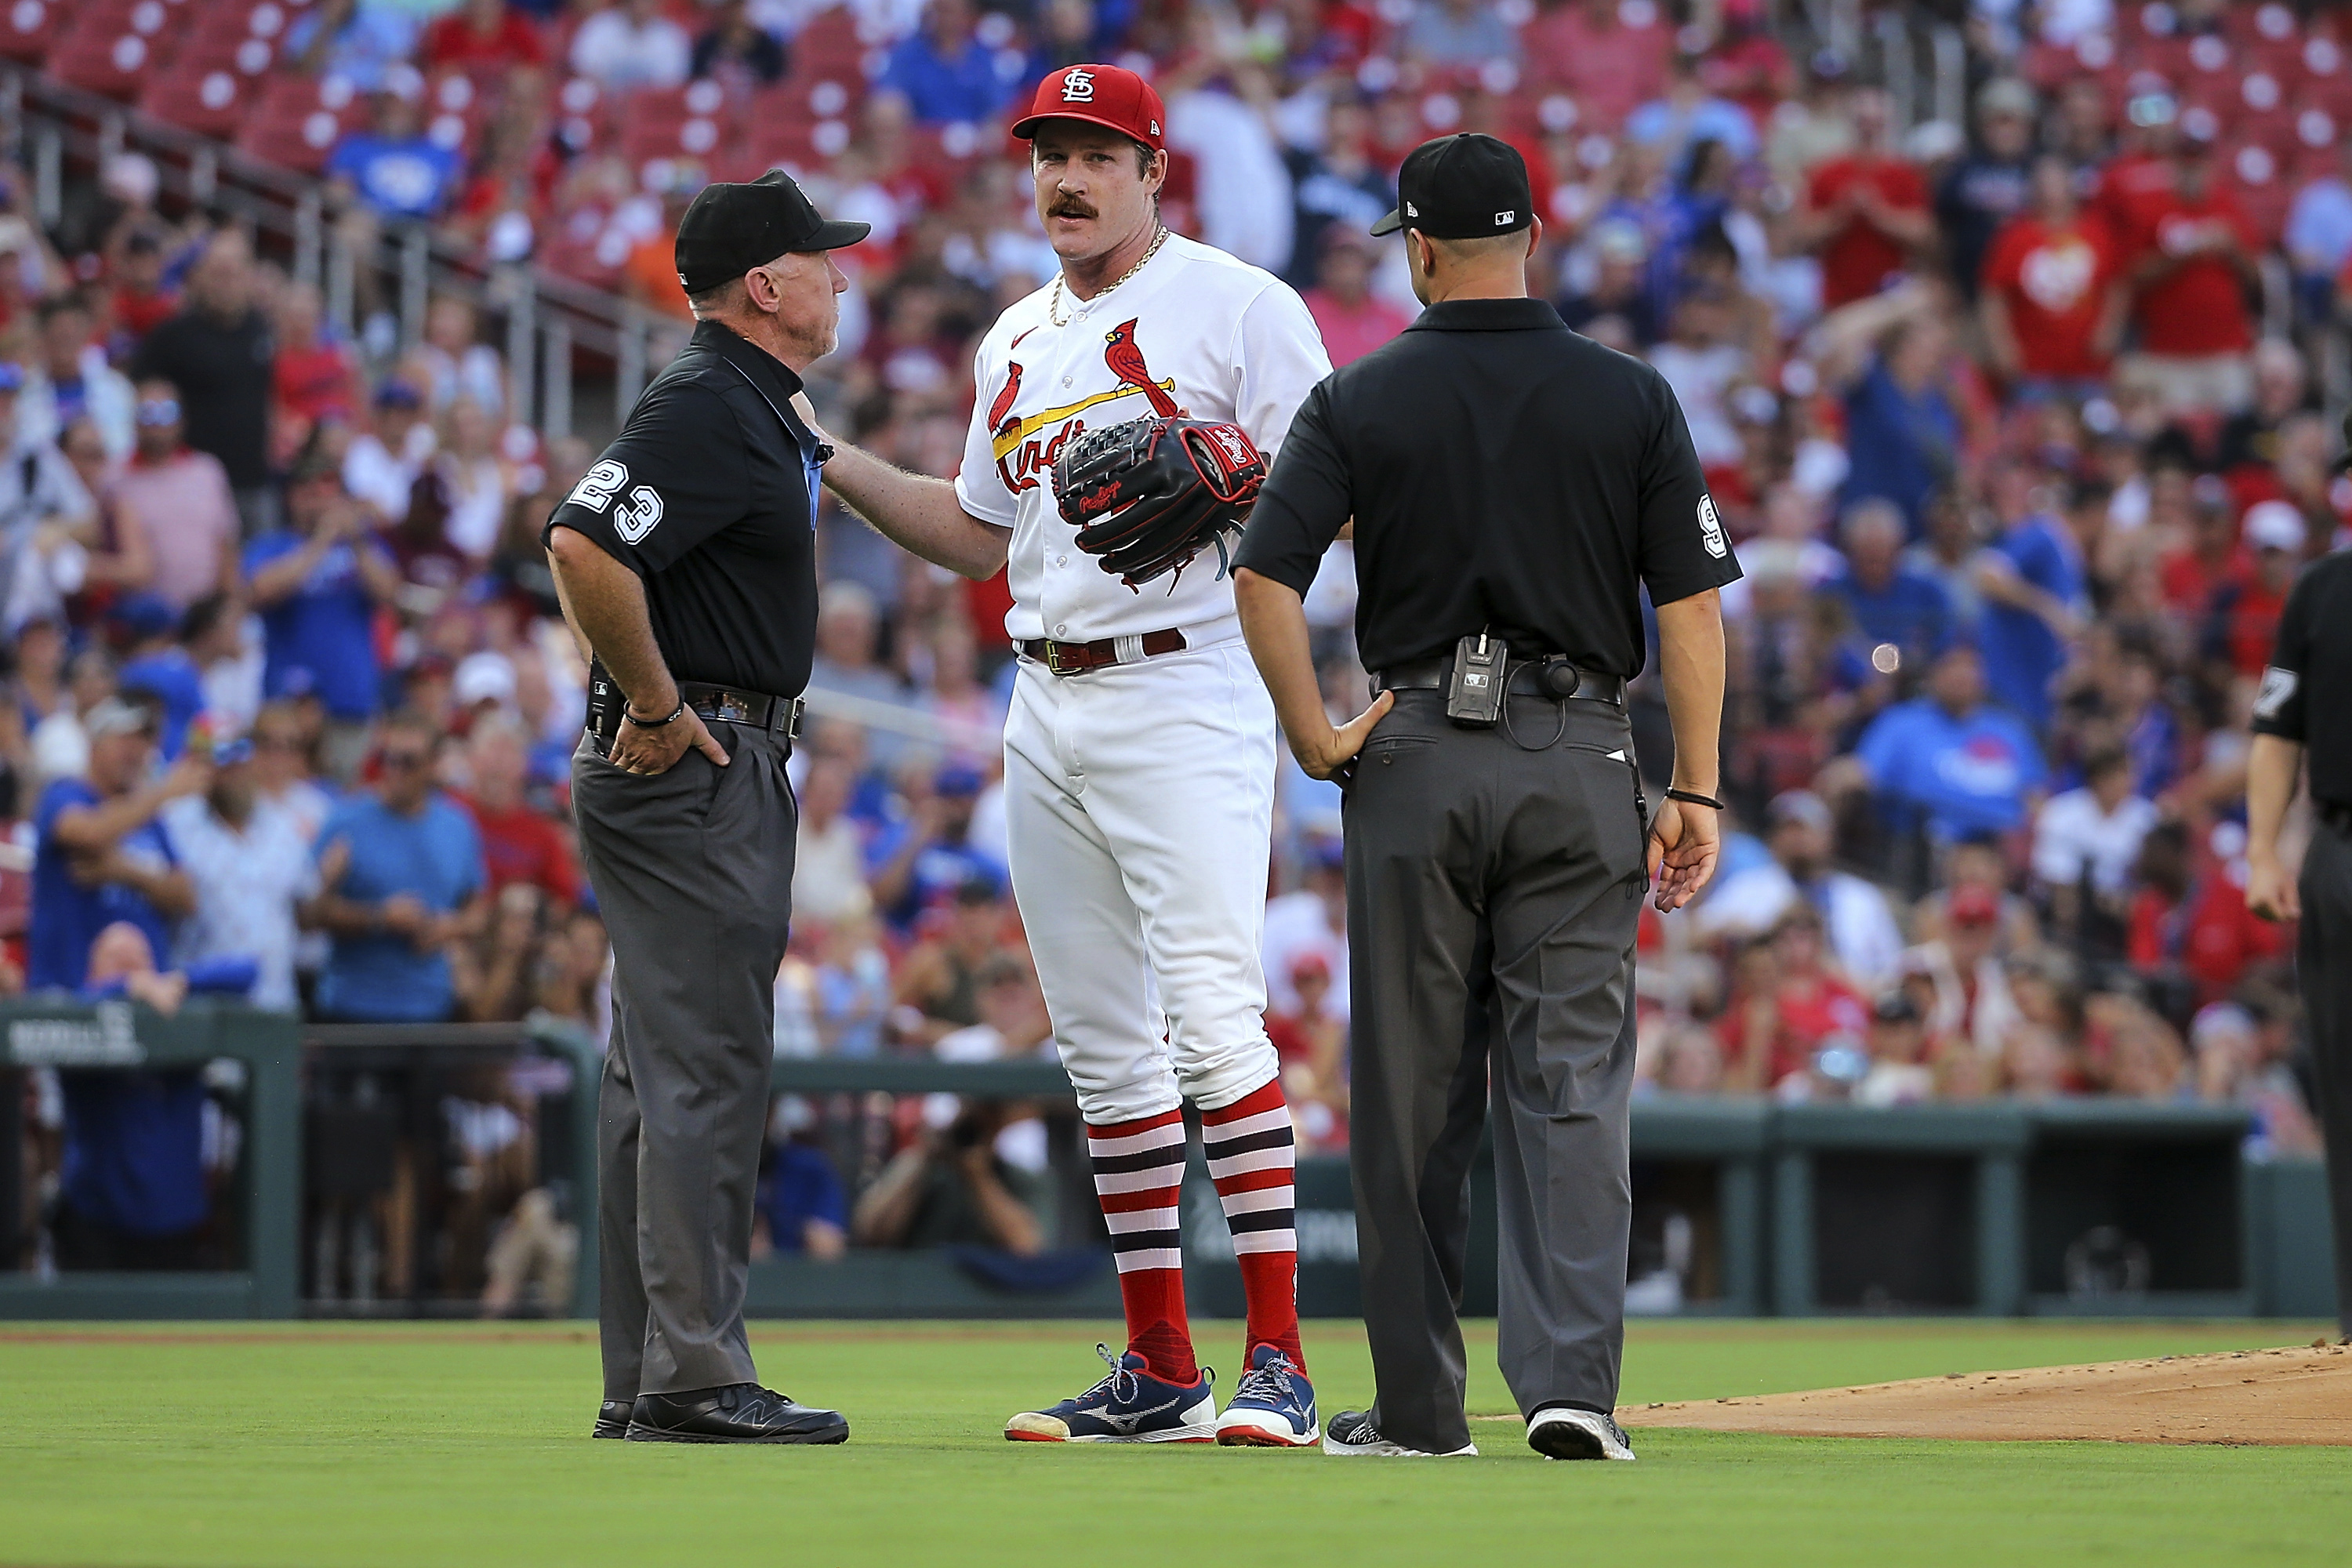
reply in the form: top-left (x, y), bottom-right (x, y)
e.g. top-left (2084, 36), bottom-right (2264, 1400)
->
top-left (568, 460), bottom-right (666, 543)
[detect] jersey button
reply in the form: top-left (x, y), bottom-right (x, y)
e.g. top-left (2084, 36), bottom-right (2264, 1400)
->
top-left (1056, 555), bottom-right (1069, 567)
top-left (1055, 622), bottom-right (1068, 634)
top-left (1062, 376), bottom-right (1073, 387)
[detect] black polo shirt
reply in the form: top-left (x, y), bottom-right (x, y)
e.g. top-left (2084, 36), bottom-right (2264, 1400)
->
top-left (130, 305), bottom-right (274, 489)
top-left (2252, 550), bottom-right (2352, 808)
top-left (544, 320), bottom-right (822, 697)
top-left (1236, 297), bottom-right (1741, 677)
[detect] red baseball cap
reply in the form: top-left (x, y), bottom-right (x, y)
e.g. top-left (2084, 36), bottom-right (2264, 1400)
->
top-left (1948, 884), bottom-right (2001, 927)
top-left (1011, 63), bottom-right (1166, 153)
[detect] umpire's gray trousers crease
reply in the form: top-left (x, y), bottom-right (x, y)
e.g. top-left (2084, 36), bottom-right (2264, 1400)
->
top-left (572, 725), bottom-right (797, 1400)
top-left (1344, 692), bottom-right (1646, 1455)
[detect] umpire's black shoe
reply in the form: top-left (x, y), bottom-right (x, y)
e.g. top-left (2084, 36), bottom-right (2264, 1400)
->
top-left (626, 1385), bottom-right (850, 1444)
top-left (593, 1400), bottom-right (633, 1439)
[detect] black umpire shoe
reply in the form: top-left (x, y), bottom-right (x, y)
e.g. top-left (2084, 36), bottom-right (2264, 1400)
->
top-left (593, 1400), bottom-right (633, 1439)
top-left (626, 1385), bottom-right (850, 1444)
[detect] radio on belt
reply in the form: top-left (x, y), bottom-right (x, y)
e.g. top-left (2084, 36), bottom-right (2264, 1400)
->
top-left (1446, 632), bottom-right (1507, 727)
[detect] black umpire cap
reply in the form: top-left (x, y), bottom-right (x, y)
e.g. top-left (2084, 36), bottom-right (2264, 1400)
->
top-left (1370, 133), bottom-right (1534, 240)
top-left (673, 169), bottom-right (870, 294)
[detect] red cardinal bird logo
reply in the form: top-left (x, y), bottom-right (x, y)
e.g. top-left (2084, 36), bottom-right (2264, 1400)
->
top-left (989, 362), bottom-right (1025, 437)
top-left (1102, 320), bottom-right (1182, 418)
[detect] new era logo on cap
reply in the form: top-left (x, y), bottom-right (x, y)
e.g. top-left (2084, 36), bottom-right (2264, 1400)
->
top-left (1062, 67), bottom-right (1094, 101)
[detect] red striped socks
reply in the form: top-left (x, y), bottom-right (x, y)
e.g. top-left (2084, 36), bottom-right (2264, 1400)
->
top-left (1086, 1107), bottom-right (1196, 1384)
top-left (1200, 1080), bottom-right (1304, 1370)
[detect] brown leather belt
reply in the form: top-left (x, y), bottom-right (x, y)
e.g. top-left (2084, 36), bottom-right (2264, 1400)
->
top-left (1018, 627), bottom-right (1186, 676)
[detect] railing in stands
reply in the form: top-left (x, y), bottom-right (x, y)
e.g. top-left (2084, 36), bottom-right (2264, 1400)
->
top-left (0, 60), bottom-right (673, 442)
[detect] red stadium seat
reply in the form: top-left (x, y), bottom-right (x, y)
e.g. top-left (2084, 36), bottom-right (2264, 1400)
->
top-left (49, 24), bottom-right (174, 100)
top-left (0, 0), bottom-right (66, 64)
top-left (233, 71), bottom-right (365, 175)
top-left (139, 58), bottom-right (251, 139)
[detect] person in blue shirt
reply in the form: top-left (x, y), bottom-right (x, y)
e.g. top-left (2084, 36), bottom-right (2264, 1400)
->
top-left (307, 711), bottom-right (486, 1022)
top-left (1973, 479), bottom-right (2088, 735)
top-left (245, 446), bottom-right (401, 739)
top-left (868, 765), bottom-right (1007, 931)
top-left (1823, 286), bottom-right (1959, 538)
top-left (114, 593), bottom-right (242, 761)
top-left (1846, 643), bottom-right (2047, 841)
top-left (1826, 497), bottom-right (1954, 677)
top-left (28, 697), bottom-right (201, 993)
top-left (875, 0), bottom-right (1025, 125)
top-left (757, 1102), bottom-right (849, 1260)
top-left (325, 90), bottom-right (464, 221)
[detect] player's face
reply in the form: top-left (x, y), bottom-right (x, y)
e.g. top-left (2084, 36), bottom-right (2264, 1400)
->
top-left (1031, 123), bottom-right (1165, 263)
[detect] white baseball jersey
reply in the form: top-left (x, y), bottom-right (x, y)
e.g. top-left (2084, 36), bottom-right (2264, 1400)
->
top-left (953, 232), bottom-right (1333, 648)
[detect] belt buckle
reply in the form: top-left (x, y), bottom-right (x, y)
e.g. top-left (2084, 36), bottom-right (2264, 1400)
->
top-left (1044, 642), bottom-right (1073, 676)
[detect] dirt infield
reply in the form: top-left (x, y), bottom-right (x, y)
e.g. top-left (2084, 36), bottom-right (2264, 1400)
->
top-left (1620, 1341), bottom-right (2352, 1446)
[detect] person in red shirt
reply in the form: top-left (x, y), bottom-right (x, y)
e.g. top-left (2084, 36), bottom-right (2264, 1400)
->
top-left (458, 713), bottom-right (579, 906)
top-left (422, 0), bottom-right (546, 74)
top-left (2091, 89), bottom-right (2181, 240)
top-left (1300, 229), bottom-right (1414, 368)
top-left (1980, 154), bottom-right (2123, 391)
top-left (2122, 132), bottom-right (2261, 412)
top-left (270, 281), bottom-right (363, 463)
top-left (2156, 475), bottom-right (2250, 614)
top-left (2205, 502), bottom-right (2306, 678)
top-left (1798, 86), bottom-right (1935, 309)
top-left (1719, 905), bottom-right (1867, 1091)
top-left (1525, 0), bottom-right (1672, 132)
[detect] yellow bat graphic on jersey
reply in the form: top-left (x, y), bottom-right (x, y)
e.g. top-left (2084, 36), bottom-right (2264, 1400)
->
top-left (989, 378), bottom-right (1175, 463)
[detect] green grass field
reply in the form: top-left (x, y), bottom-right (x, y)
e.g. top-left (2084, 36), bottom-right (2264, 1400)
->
top-left (3, 1319), bottom-right (2345, 1568)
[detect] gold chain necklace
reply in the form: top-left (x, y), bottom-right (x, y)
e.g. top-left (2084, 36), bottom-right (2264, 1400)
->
top-left (1047, 226), bottom-right (1169, 328)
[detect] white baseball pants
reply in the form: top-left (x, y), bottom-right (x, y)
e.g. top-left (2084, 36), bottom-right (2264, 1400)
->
top-left (1003, 640), bottom-right (1283, 1125)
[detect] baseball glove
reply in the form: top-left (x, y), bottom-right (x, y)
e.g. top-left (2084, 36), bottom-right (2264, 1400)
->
top-left (1051, 416), bottom-right (1268, 590)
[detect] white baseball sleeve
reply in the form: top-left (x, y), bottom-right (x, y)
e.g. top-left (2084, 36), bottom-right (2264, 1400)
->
top-left (1227, 281), bottom-right (1334, 458)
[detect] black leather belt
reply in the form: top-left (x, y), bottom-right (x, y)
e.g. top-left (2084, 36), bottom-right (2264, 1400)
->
top-left (1374, 656), bottom-right (1626, 706)
top-left (589, 681), bottom-right (803, 755)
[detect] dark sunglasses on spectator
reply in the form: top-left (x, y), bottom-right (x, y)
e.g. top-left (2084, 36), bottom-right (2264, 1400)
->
top-left (136, 398), bottom-right (180, 426)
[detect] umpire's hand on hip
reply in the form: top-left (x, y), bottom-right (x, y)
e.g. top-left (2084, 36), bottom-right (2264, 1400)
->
top-left (612, 700), bottom-right (731, 776)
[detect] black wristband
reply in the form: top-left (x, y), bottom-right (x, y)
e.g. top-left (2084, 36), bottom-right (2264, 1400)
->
top-left (1665, 788), bottom-right (1725, 811)
top-left (623, 700), bottom-right (686, 730)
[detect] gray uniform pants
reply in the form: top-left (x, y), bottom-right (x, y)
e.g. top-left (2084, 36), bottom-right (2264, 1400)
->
top-left (572, 724), bottom-right (797, 1401)
top-left (2299, 818), bottom-right (2352, 1337)
top-left (1344, 691), bottom-right (1646, 1455)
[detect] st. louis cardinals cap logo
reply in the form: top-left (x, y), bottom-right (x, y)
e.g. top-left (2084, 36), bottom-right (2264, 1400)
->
top-left (1062, 67), bottom-right (1095, 102)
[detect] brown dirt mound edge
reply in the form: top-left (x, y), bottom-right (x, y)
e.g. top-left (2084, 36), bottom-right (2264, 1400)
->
top-left (1611, 1341), bottom-right (2352, 1446)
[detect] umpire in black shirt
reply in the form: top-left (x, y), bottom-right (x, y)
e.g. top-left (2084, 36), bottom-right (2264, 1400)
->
top-left (1234, 135), bottom-right (1740, 1461)
top-left (543, 171), bottom-right (863, 1445)
top-left (2246, 543), bottom-right (2352, 1340)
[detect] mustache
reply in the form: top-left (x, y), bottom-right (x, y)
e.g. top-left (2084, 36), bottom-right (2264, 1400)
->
top-left (1048, 199), bottom-right (1098, 219)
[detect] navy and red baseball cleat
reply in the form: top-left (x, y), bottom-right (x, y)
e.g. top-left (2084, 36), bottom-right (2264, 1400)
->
top-left (1214, 1345), bottom-right (1319, 1446)
top-left (1004, 1344), bottom-right (1217, 1443)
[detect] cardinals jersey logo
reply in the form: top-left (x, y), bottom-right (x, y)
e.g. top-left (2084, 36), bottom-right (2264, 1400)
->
top-left (989, 362), bottom-right (1025, 437)
top-left (1103, 320), bottom-right (1183, 418)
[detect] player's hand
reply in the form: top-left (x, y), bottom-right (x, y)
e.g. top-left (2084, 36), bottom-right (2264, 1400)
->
top-left (1646, 796), bottom-right (1721, 913)
top-left (612, 704), bottom-right (729, 776)
top-left (1295, 691), bottom-right (1393, 784)
top-left (2246, 855), bottom-right (2300, 923)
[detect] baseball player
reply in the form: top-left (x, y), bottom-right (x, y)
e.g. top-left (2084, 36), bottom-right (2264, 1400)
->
top-left (808, 61), bottom-right (1334, 1446)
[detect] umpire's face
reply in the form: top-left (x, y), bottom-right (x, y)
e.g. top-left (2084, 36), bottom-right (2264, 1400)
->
top-left (744, 249), bottom-right (850, 365)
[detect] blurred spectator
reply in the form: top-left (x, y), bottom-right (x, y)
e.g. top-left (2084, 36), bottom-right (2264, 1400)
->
top-left (1842, 643), bottom-right (2047, 843)
top-left (2118, 132), bottom-right (2259, 415)
top-left (0, 361), bottom-right (97, 639)
top-left (1402, 0), bottom-right (1515, 67)
top-left (936, 952), bottom-right (1051, 1062)
top-left (422, 0), bottom-right (546, 73)
top-left (273, 284), bottom-right (365, 463)
top-left (1283, 97), bottom-right (1393, 289)
top-left (876, 0), bottom-right (1020, 125)
top-left (693, 0), bottom-right (788, 89)
top-left (1528, 0), bottom-right (1671, 133)
top-left (1718, 905), bottom-right (1867, 1092)
top-left (872, 768), bottom-right (1004, 931)
top-left (1798, 85), bottom-right (1932, 310)
top-left (2205, 502), bottom-right (2303, 680)
top-left (1301, 230), bottom-right (1413, 368)
top-left (159, 734), bottom-right (317, 1011)
top-left (1974, 465), bottom-right (2090, 731)
top-left (2286, 132), bottom-right (2352, 318)
top-left (20, 294), bottom-right (134, 462)
top-left (2030, 746), bottom-right (2157, 938)
top-left (1854, 989), bottom-right (1933, 1105)
top-left (1825, 498), bottom-right (1954, 675)
top-left (808, 580), bottom-right (916, 764)
top-left (1556, 220), bottom-right (1660, 349)
top-left (345, 380), bottom-right (435, 526)
top-left (415, 297), bottom-right (506, 419)
top-left (109, 380), bottom-right (241, 614)
top-left (1818, 285), bottom-right (1961, 537)
top-left (1936, 79), bottom-right (2037, 303)
top-left (458, 714), bottom-right (577, 905)
top-left (130, 232), bottom-right (276, 537)
top-left (569, 0), bottom-right (693, 91)
top-left (851, 1101), bottom-right (1044, 1255)
top-left (245, 449), bottom-right (401, 771)
top-left (1264, 833), bottom-right (1346, 1022)
top-left (1266, 951), bottom-right (1346, 1152)
top-left (28, 699), bottom-right (199, 992)
top-left (329, 87), bottom-right (466, 224)
top-left (1899, 884), bottom-right (2020, 1058)
top-left (1698, 789), bottom-right (1904, 989)
top-left (755, 1097), bottom-right (848, 1260)
top-left (1980, 155), bottom-right (2122, 394)
top-left (118, 593), bottom-right (238, 761)
top-left (287, 0), bottom-right (423, 92)
top-left (307, 710), bottom-right (486, 1022)
top-left (1627, 49), bottom-right (1758, 165)
top-left (894, 878), bottom-right (1006, 1044)
top-left (793, 753), bottom-right (875, 925)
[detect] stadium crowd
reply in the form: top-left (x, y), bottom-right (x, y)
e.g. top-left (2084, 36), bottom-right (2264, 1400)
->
top-left (2, 0), bottom-right (2343, 1287)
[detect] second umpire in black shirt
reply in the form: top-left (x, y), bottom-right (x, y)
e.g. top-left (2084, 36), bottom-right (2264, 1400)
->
top-left (2245, 543), bottom-right (2352, 1341)
top-left (544, 171), bottom-right (862, 1445)
top-left (1235, 135), bottom-right (1740, 1461)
